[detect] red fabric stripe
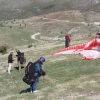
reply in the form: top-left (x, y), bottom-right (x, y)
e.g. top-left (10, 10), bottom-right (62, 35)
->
top-left (54, 44), bottom-right (86, 54)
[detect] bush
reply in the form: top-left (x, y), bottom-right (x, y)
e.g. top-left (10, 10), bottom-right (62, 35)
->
top-left (0, 45), bottom-right (8, 54)
top-left (28, 44), bottom-right (33, 48)
top-left (9, 26), bottom-right (12, 28)
top-left (0, 23), bottom-right (4, 27)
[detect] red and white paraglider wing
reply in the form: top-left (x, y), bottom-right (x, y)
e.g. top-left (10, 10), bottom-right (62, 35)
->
top-left (54, 39), bottom-right (100, 60)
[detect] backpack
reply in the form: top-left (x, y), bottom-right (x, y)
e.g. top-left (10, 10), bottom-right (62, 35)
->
top-left (19, 52), bottom-right (26, 64)
top-left (22, 62), bottom-right (36, 85)
top-left (22, 61), bottom-right (46, 85)
top-left (67, 35), bottom-right (71, 42)
top-left (16, 50), bottom-right (26, 64)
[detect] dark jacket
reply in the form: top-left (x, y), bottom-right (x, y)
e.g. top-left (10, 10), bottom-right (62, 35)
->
top-left (8, 54), bottom-right (13, 63)
top-left (65, 34), bottom-right (71, 42)
top-left (65, 34), bottom-right (71, 48)
top-left (96, 33), bottom-right (100, 38)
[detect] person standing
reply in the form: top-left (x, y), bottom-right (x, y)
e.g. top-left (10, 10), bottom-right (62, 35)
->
top-left (7, 52), bottom-right (14, 74)
top-left (95, 30), bottom-right (100, 39)
top-left (65, 33), bottom-right (71, 48)
top-left (16, 50), bottom-right (21, 71)
top-left (30, 56), bottom-right (46, 93)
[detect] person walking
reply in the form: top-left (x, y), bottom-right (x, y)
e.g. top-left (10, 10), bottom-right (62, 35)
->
top-left (7, 52), bottom-right (14, 74)
top-left (30, 57), bottom-right (46, 93)
top-left (65, 33), bottom-right (71, 48)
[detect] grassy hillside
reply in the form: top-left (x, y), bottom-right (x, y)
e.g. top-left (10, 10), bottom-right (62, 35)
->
top-left (0, 0), bottom-right (100, 21)
top-left (0, 10), bottom-right (100, 48)
top-left (0, 27), bottom-right (36, 47)
top-left (0, 40), bottom-right (100, 100)
top-left (0, 11), bottom-right (100, 100)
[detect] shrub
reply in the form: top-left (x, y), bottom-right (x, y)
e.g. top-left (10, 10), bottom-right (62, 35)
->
top-left (9, 26), bottom-right (12, 28)
top-left (0, 23), bottom-right (4, 27)
top-left (28, 44), bottom-right (33, 48)
top-left (0, 45), bottom-right (8, 54)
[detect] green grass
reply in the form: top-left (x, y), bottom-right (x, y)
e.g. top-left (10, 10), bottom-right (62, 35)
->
top-left (0, 43), bottom-right (100, 100)
top-left (0, 27), bottom-right (35, 47)
top-left (0, 15), bottom-right (100, 99)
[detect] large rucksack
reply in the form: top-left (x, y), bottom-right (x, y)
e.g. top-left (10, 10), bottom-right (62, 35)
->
top-left (16, 50), bottom-right (26, 64)
top-left (19, 52), bottom-right (26, 64)
top-left (23, 62), bottom-right (36, 85)
top-left (22, 61), bottom-right (46, 85)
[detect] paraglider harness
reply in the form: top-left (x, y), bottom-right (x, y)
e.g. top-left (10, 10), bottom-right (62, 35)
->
top-left (23, 60), bottom-right (46, 85)
top-left (16, 50), bottom-right (26, 64)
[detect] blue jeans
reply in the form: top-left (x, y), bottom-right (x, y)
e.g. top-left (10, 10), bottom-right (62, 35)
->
top-left (30, 78), bottom-right (38, 92)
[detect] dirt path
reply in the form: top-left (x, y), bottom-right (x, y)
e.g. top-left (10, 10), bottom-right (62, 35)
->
top-left (31, 32), bottom-right (41, 40)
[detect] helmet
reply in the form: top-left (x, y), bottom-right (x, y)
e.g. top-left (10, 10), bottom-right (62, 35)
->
top-left (40, 57), bottom-right (45, 62)
top-left (16, 49), bottom-right (20, 53)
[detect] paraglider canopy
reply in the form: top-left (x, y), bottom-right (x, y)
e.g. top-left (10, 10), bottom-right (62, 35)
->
top-left (54, 38), bottom-right (100, 60)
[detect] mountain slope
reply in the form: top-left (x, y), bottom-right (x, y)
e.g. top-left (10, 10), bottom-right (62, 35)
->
top-left (0, 0), bottom-right (100, 21)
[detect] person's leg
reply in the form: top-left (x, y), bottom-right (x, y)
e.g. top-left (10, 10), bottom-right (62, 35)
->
top-left (65, 41), bottom-right (66, 48)
top-left (8, 63), bottom-right (11, 74)
top-left (65, 41), bottom-right (68, 48)
top-left (68, 41), bottom-right (69, 47)
top-left (18, 61), bottom-right (21, 70)
top-left (32, 79), bottom-right (38, 92)
top-left (10, 63), bottom-right (13, 72)
top-left (30, 83), bottom-right (33, 92)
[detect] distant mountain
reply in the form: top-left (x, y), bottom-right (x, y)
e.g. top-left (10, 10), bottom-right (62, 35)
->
top-left (0, 0), bottom-right (100, 21)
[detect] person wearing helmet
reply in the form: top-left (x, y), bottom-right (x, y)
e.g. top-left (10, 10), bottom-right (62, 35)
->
top-left (30, 56), bottom-right (46, 93)
top-left (40, 56), bottom-right (45, 63)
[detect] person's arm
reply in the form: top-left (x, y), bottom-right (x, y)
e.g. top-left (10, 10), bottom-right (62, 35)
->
top-left (35, 63), bottom-right (40, 72)
top-left (34, 63), bottom-right (40, 77)
top-left (35, 63), bottom-right (46, 77)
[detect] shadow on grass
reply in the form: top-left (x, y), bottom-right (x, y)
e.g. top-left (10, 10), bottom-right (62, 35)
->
top-left (20, 88), bottom-right (30, 94)
top-left (14, 66), bottom-right (24, 70)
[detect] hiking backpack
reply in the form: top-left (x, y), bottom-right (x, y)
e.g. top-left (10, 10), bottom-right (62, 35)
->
top-left (16, 50), bottom-right (26, 64)
top-left (19, 52), bottom-right (26, 64)
top-left (22, 61), bottom-right (46, 85)
top-left (23, 62), bottom-right (36, 85)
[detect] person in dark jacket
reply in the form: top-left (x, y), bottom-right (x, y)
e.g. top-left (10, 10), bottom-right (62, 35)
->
top-left (30, 56), bottom-right (46, 93)
top-left (65, 33), bottom-right (71, 48)
top-left (95, 30), bottom-right (100, 39)
top-left (7, 52), bottom-right (14, 74)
